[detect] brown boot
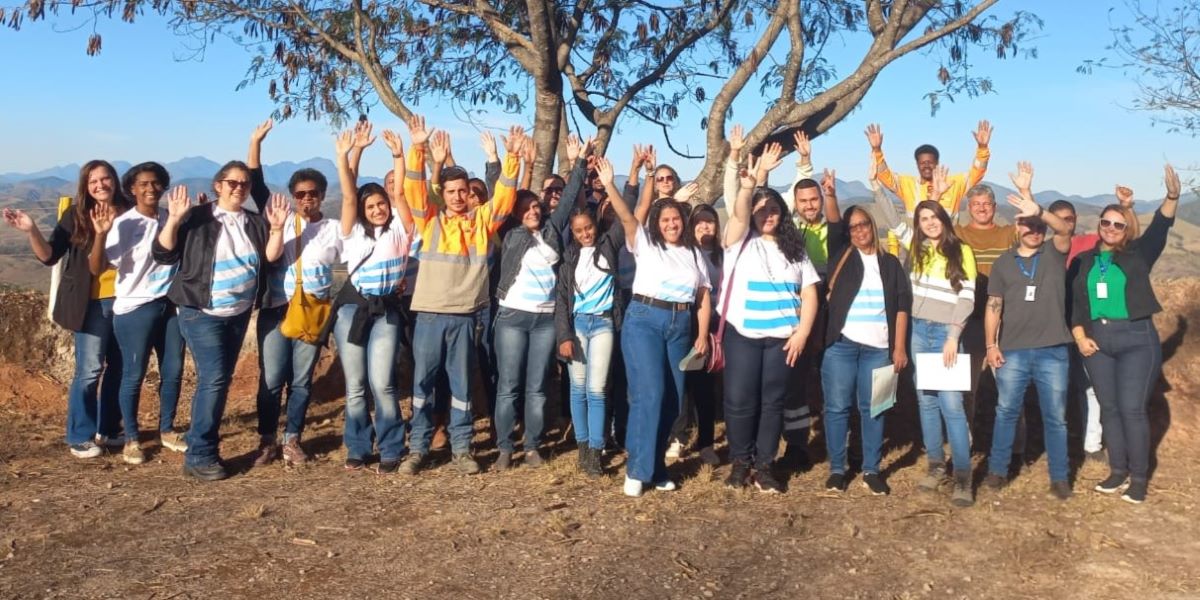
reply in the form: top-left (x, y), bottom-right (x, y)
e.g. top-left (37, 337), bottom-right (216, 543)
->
top-left (282, 437), bottom-right (309, 465)
top-left (253, 438), bottom-right (281, 467)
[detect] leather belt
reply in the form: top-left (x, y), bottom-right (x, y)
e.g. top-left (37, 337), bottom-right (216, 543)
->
top-left (632, 293), bottom-right (691, 312)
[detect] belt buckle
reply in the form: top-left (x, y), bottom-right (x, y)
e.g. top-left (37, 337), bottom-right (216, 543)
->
top-left (1099, 318), bottom-right (1109, 325)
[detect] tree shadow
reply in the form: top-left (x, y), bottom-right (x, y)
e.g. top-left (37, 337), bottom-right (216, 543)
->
top-left (1148, 314), bottom-right (1186, 479)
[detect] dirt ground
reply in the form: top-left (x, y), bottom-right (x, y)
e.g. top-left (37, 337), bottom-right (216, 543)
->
top-left (2, 281), bottom-right (1200, 599)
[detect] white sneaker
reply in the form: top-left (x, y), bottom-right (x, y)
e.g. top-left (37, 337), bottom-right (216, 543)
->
top-left (95, 434), bottom-right (126, 448)
top-left (666, 440), bottom-right (684, 460)
top-left (654, 480), bottom-right (678, 492)
top-left (160, 430), bottom-right (188, 453)
top-left (123, 442), bottom-right (146, 465)
top-left (698, 446), bottom-right (720, 466)
top-left (623, 477), bottom-right (644, 498)
top-left (69, 441), bottom-right (103, 459)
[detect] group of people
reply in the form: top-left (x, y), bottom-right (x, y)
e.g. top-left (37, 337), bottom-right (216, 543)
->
top-left (1, 115), bottom-right (1179, 506)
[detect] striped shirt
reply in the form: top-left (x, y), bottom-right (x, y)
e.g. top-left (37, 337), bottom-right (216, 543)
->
top-left (841, 249), bottom-right (889, 348)
top-left (498, 232), bottom-right (559, 314)
top-left (910, 241), bottom-right (977, 327)
top-left (719, 231), bottom-right (819, 339)
top-left (205, 207), bottom-right (259, 317)
top-left (955, 223), bottom-right (1016, 277)
top-left (266, 214), bottom-right (341, 308)
top-left (342, 222), bottom-right (413, 297)
top-left (573, 247), bottom-right (614, 315)
top-left (104, 210), bottom-right (178, 315)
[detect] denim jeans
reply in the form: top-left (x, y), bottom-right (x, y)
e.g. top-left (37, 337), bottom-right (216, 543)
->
top-left (567, 313), bottom-right (614, 449)
top-left (912, 318), bottom-right (971, 471)
top-left (989, 345), bottom-right (1070, 482)
top-left (177, 306), bottom-right (251, 467)
top-left (493, 307), bottom-right (556, 453)
top-left (112, 298), bottom-right (184, 440)
top-left (821, 337), bottom-right (890, 475)
top-left (256, 304), bottom-right (321, 442)
top-left (66, 298), bottom-right (124, 444)
top-left (1085, 318), bottom-right (1161, 483)
top-left (622, 301), bottom-right (691, 483)
top-left (722, 326), bottom-right (790, 467)
top-left (333, 303), bottom-right (406, 461)
top-left (409, 311), bottom-right (477, 455)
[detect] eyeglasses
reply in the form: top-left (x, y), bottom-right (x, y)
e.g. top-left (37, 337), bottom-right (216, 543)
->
top-left (848, 221), bottom-right (873, 232)
top-left (220, 179), bottom-right (250, 190)
top-left (544, 186), bottom-right (564, 195)
top-left (293, 190), bottom-right (321, 200)
top-left (1100, 218), bottom-right (1127, 231)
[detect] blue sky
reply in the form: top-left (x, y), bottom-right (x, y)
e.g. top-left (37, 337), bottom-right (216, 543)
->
top-left (0, 1), bottom-right (1192, 197)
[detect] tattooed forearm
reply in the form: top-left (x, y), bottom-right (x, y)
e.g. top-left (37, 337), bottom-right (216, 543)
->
top-left (987, 295), bottom-right (1003, 314)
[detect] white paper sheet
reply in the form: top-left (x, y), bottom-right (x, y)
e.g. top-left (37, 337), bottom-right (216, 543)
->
top-left (870, 365), bottom-right (898, 418)
top-left (914, 352), bottom-right (972, 391)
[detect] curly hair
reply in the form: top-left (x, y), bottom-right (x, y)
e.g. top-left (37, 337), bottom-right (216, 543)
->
top-left (751, 187), bottom-right (806, 264)
top-left (910, 200), bottom-right (968, 292)
top-left (645, 198), bottom-right (695, 250)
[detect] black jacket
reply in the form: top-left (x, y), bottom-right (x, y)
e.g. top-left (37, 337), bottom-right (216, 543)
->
top-left (151, 202), bottom-right (273, 312)
top-left (1069, 208), bottom-right (1174, 333)
top-left (823, 220), bottom-right (913, 353)
top-left (554, 218), bottom-right (626, 346)
top-left (39, 210), bottom-right (97, 332)
top-left (495, 158), bottom-right (586, 302)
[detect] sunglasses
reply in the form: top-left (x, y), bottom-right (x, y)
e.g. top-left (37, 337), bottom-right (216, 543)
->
top-left (293, 190), bottom-right (321, 200)
top-left (654, 175), bottom-right (675, 183)
top-left (848, 221), bottom-right (873, 232)
top-left (1100, 218), bottom-right (1128, 231)
top-left (544, 186), bottom-right (564, 194)
top-left (220, 179), bottom-right (250, 190)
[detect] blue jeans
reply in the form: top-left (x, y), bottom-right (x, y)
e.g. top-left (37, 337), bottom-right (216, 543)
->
top-left (66, 298), bottom-right (123, 444)
top-left (1085, 318), bottom-right (1161, 483)
top-left (256, 304), bottom-right (321, 442)
top-left (989, 345), bottom-right (1070, 482)
top-left (821, 338), bottom-right (890, 475)
top-left (493, 307), bottom-right (556, 453)
top-left (333, 303), bottom-right (406, 461)
top-left (177, 306), bottom-right (251, 467)
top-left (912, 318), bottom-right (971, 471)
top-left (112, 298), bottom-right (184, 440)
top-left (621, 301), bottom-right (691, 483)
top-left (409, 312), bottom-right (477, 455)
top-left (567, 313), bottom-right (614, 449)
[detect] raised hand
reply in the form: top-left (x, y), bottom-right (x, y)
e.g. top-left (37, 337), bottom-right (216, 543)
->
top-left (430, 130), bottom-right (451, 164)
top-left (406, 114), bottom-right (431, 146)
top-left (2, 208), bottom-right (35, 232)
top-left (1164, 163), bottom-right (1182, 199)
top-left (973, 119), bottom-right (993, 147)
top-left (1115, 185), bottom-right (1134, 207)
top-left (165, 185), bottom-right (192, 222)
top-left (738, 163), bottom-right (757, 190)
top-left (565, 134), bottom-right (584, 163)
top-left (1006, 192), bottom-right (1040, 219)
top-left (930, 164), bottom-right (951, 200)
top-left (674, 182), bottom-right (699, 203)
top-left (756, 142), bottom-right (784, 174)
top-left (596, 156), bottom-right (616, 186)
top-left (644, 146), bottom-right (658, 172)
top-left (480, 130), bottom-right (498, 162)
top-left (352, 120), bottom-right (376, 149)
top-left (334, 130), bottom-right (354, 156)
top-left (793, 129), bottom-right (811, 158)
top-left (266, 193), bottom-right (290, 229)
top-left (728, 124), bottom-right (746, 156)
top-left (1009, 161), bottom-right (1034, 192)
top-left (251, 118), bottom-right (274, 144)
top-left (382, 129), bottom-right (405, 158)
top-left (90, 202), bottom-right (115, 234)
top-left (631, 144), bottom-right (647, 171)
top-left (503, 126), bottom-right (527, 157)
top-left (864, 123), bottom-right (883, 150)
top-left (521, 131), bottom-right (536, 164)
top-left (821, 168), bottom-right (837, 198)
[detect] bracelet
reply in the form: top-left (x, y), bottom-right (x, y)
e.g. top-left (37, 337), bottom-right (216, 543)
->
top-left (1167, 195), bottom-right (1180, 201)
top-left (986, 343), bottom-right (998, 349)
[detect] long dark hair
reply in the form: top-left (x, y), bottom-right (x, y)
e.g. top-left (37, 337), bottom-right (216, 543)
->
top-left (911, 200), bottom-right (968, 292)
top-left (689, 203), bottom-right (723, 268)
top-left (568, 208), bottom-right (615, 293)
top-left (356, 182), bottom-right (392, 239)
top-left (70, 160), bottom-right (130, 248)
top-left (751, 187), bottom-right (806, 264)
top-left (645, 198), bottom-right (695, 250)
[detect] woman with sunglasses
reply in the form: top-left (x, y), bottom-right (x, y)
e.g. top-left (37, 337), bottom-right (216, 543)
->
top-left (3, 161), bottom-right (130, 459)
top-left (153, 155), bottom-right (287, 481)
top-left (873, 165), bottom-right (977, 507)
top-left (1070, 165), bottom-right (1180, 504)
top-left (603, 155), bottom-right (712, 497)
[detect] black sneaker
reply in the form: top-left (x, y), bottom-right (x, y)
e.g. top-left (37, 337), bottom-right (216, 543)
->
top-left (824, 473), bottom-right (847, 492)
top-left (1121, 481), bottom-right (1147, 504)
top-left (950, 471), bottom-right (974, 508)
top-left (725, 461), bottom-right (751, 489)
top-left (1094, 472), bottom-right (1129, 494)
top-left (780, 445), bottom-right (812, 472)
top-left (377, 459), bottom-right (400, 474)
top-left (983, 472), bottom-right (1007, 490)
top-left (583, 448), bottom-right (604, 478)
top-left (183, 462), bottom-right (228, 482)
top-left (862, 473), bottom-right (890, 496)
top-left (344, 457), bottom-right (366, 471)
top-left (1049, 480), bottom-right (1072, 501)
top-left (753, 465), bottom-right (783, 494)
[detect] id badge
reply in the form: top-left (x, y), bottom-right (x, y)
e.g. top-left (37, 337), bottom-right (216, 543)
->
top-left (1096, 282), bottom-right (1109, 299)
top-left (1024, 285), bottom-right (1037, 302)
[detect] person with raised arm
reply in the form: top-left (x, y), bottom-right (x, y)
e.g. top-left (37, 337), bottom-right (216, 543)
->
top-left (152, 155), bottom-right (285, 481)
top-left (86, 163), bottom-right (186, 464)
top-left (717, 133), bottom-right (819, 494)
top-left (981, 163), bottom-right (1075, 500)
top-left (4, 161), bottom-right (130, 459)
top-left (606, 147), bottom-right (712, 498)
top-left (1070, 165), bottom-right (1181, 505)
top-left (399, 115), bottom-right (523, 476)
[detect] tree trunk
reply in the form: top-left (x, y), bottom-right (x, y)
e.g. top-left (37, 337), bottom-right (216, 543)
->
top-left (530, 87), bottom-right (563, 193)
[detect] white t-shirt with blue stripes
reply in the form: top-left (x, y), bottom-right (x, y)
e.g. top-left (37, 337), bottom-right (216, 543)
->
top-left (499, 231), bottom-right (559, 314)
top-left (205, 207), bottom-right (260, 317)
top-left (341, 222), bottom-right (413, 297)
top-left (572, 246), bottom-right (614, 315)
top-left (629, 225), bottom-right (711, 303)
top-left (841, 249), bottom-right (889, 349)
top-left (266, 214), bottom-right (342, 308)
top-left (104, 210), bottom-right (177, 315)
top-left (719, 231), bottom-right (819, 340)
